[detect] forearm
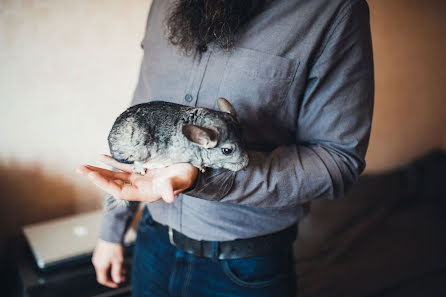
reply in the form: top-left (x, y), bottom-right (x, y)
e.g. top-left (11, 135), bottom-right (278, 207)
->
top-left (186, 139), bottom-right (364, 208)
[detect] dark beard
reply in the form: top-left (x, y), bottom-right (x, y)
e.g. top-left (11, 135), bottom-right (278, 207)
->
top-left (166, 0), bottom-right (266, 57)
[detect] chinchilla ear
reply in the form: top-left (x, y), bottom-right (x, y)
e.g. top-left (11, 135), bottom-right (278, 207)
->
top-left (217, 97), bottom-right (239, 122)
top-left (182, 124), bottom-right (218, 148)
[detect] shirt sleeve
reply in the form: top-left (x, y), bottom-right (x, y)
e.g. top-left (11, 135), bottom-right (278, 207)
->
top-left (186, 0), bottom-right (374, 208)
top-left (98, 196), bottom-right (140, 244)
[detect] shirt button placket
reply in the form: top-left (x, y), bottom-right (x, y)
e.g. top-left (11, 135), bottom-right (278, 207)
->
top-left (183, 45), bottom-right (211, 106)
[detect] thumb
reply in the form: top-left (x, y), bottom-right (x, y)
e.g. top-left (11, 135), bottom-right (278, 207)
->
top-left (158, 179), bottom-right (175, 203)
top-left (111, 261), bottom-right (123, 284)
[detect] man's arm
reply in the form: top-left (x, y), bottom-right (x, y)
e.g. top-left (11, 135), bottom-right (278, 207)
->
top-left (186, 0), bottom-right (374, 207)
top-left (98, 198), bottom-right (140, 243)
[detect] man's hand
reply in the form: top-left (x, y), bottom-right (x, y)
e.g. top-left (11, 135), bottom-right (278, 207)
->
top-left (76, 155), bottom-right (198, 204)
top-left (92, 239), bottom-right (125, 288)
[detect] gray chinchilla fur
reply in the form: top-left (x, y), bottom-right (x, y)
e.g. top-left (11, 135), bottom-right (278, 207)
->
top-left (105, 97), bottom-right (249, 210)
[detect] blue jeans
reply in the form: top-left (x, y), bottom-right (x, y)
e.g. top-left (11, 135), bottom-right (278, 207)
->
top-left (131, 208), bottom-right (296, 297)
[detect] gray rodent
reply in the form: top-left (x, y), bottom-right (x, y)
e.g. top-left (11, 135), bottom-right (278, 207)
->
top-left (105, 97), bottom-right (249, 209)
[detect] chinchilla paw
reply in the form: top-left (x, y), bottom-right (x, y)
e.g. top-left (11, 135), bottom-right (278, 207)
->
top-left (132, 162), bottom-right (147, 175)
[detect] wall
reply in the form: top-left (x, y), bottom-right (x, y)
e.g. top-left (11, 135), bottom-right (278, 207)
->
top-left (0, 0), bottom-right (445, 270)
top-left (0, 0), bottom-right (152, 269)
top-left (365, 0), bottom-right (446, 172)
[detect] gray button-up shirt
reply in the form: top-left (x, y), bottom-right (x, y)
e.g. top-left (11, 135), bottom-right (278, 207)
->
top-left (99, 0), bottom-right (374, 242)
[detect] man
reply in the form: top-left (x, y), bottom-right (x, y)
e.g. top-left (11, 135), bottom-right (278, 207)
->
top-left (78, 0), bottom-right (374, 296)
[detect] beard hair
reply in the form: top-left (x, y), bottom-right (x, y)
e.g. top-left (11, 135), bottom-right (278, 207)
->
top-left (165, 0), bottom-right (266, 57)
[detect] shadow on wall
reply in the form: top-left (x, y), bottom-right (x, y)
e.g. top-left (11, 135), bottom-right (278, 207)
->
top-left (0, 161), bottom-right (75, 244)
top-left (0, 160), bottom-right (101, 290)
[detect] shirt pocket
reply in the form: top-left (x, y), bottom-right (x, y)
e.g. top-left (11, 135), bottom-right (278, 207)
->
top-left (217, 47), bottom-right (300, 110)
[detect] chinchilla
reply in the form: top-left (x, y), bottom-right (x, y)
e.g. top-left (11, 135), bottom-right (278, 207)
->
top-left (104, 97), bottom-right (249, 209)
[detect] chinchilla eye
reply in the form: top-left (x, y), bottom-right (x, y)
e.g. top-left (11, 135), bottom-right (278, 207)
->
top-left (221, 148), bottom-right (233, 155)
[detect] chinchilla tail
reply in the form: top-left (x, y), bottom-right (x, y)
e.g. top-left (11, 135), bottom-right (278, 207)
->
top-left (103, 195), bottom-right (130, 210)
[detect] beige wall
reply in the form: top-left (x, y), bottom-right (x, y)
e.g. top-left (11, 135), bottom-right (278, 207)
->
top-left (0, 0), bottom-right (152, 251)
top-left (0, 0), bottom-right (445, 250)
top-left (365, 0), bottom-right (446, 172)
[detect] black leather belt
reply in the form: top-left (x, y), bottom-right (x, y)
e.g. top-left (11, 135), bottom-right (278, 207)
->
top-left (147, 217), bottom-right (297, 260)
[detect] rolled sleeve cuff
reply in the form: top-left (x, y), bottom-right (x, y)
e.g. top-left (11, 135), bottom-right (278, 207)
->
top-left (98, 197), bottom-right (139, 244)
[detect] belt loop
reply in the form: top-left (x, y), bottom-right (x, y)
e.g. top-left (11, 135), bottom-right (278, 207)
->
top-left (168, 227), bottom-right (175, 246)
top-left (211, 241), bottom-right (219, 262)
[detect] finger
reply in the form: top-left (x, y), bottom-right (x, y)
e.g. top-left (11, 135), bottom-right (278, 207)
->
top-left (88, 171), bottom-right (123, 198)
top-left (120, 266), bottom-right (127, 282)
top-left (88, 171), bottom-right (148, 202)
top-left (99, 154), bottom-right (134, 173)
top-left (77, 165), bottom-right (128, 182)
top-left (95, 264), bottom-right (118, 288)
top-left (83, 165), bottom-right (130, 181)
top-left (111, 260), bottom-right (124, 284)
top-left (115, 179), bottom-right (125, 187)
top-left (76, 165), bottom-right (93, 176)
top-left (158, 180), bottom-right (175, 203)
top-left (173, 189), bottom-right (183, 196)
top-left (119, 184), bottom-right (149, 201)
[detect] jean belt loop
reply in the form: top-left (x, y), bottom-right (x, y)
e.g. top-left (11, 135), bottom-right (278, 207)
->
top-left (168, 227), bottom-right (175, 246)
top-left (211, 241), bottom-right (219, 262)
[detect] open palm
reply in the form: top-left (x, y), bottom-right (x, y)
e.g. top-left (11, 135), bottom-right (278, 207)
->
top-left (77, 155), bottom-right (198, 203)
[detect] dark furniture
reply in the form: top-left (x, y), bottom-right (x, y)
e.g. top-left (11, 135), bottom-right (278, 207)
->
top-left (13, 235), bottom-right (133, 297)
top-left (294, 150), bottom-right (446, 297)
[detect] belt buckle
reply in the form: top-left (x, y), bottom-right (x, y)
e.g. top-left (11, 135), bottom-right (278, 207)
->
top-left (168, 226), bottom-right (176, 246)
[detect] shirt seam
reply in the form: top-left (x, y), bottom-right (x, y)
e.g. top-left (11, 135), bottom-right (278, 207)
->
top-left (310, 0), bottom-right (354, 70)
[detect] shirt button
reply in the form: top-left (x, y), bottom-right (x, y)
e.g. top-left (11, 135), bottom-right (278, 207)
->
top-left (185, 94), bottom-right (193, 102)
